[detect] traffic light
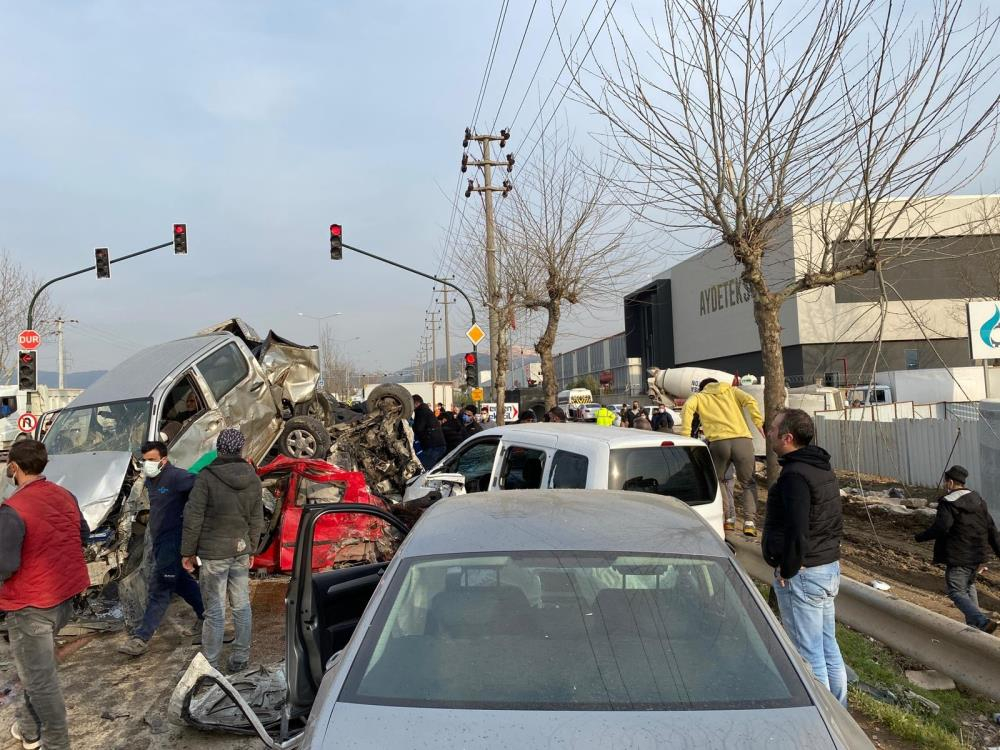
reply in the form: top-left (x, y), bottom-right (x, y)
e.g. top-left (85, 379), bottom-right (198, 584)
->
top-left (18, 350), bottom-right (36, 391)
top-left (464, 352), bottom-right (478, 387)
top-left (173, 223), bottom-right (187, 254)
top-left (95, 248), bottom-right (110, 278)
top-left (330, 224), bottom-right (343, 260)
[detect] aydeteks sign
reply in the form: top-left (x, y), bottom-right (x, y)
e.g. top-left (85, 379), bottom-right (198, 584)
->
top-left (699, 277), bottom-right (751, 316)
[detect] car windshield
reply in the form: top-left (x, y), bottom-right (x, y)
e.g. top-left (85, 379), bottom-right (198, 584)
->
top-left (341, 551), bottom-right (809, 711)
top-left (43, 399), bottom-right (152, 455)
top-left (608, 445), bottom-right (717, 506)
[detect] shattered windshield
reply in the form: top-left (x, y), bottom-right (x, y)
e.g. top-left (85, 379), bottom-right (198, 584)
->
top-left (44, 399), bottom-right (152, 455)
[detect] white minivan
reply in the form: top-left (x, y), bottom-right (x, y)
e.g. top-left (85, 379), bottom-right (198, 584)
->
top-left (404, 423), bottom-right (724, 536)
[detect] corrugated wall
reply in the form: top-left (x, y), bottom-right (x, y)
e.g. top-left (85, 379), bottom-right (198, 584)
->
top-left (816, 417), bottom-right (982, 489)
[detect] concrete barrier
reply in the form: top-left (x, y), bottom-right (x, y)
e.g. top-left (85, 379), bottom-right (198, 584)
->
top-left (729, 535), bottom-right (1000, 701)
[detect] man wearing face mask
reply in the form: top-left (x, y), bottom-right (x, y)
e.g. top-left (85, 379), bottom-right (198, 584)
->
top-left (118, 441), bottom-right (204, 657)
top-left (0, 440), bottom-right (90, 750)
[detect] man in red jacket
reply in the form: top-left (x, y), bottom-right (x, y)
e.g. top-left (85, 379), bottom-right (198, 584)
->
top-left (0, 440), bottom-right (90, 750)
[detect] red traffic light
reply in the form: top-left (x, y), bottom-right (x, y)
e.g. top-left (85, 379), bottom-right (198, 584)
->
top-left (330, 224), bottom-right (342, 237)
top-left (174, 224), bottom-right (186, 235)
top-left (464, 353), bottom-right (477, 365)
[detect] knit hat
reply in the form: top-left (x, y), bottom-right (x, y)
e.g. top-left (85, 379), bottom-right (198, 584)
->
top-left (217, 428), bottom-right (246, 457)
top-left (944, 465), bottom-right (968, 484)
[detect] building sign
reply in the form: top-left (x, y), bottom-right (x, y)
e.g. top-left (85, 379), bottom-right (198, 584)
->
top-left (699, 277), bottom-right (752, 316)
top-left (968, 301), bottom-right (1000, 360)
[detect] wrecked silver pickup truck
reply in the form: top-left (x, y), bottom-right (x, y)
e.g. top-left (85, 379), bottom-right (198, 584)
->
top-left (36, 318), bottom-right (421, 624)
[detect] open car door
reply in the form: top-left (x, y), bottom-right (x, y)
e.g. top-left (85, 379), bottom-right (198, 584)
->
top-left (169, 503), bottom-right (409, 748)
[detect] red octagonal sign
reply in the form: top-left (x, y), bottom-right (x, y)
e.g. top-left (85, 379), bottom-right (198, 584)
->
top-left (18, 329), bottom-right (41, 350)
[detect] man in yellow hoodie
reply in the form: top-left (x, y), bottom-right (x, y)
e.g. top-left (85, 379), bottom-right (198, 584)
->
top-left (681, 378), bottom-right (764, 536)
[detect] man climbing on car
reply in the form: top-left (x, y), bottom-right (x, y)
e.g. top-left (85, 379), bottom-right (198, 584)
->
top-left (681, 377), bottom-right (764, 536)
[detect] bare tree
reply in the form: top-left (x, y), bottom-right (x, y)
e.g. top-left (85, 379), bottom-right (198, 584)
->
top-left (0, 251), bottom-right (59, 383)
top-left (320, 324), bottom-right (359, 401)
top-left (576, 0), bottom-right (1000, 477)
top-left (500, 131), bottom-right (637, 409)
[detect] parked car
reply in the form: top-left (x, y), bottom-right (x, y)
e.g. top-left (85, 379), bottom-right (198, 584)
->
top-left (403, 423), bottom-right (724, 536)
top-left (171, 490), bottom-right (873, 749)
top-left (576, 402), bottom-right (603, 421)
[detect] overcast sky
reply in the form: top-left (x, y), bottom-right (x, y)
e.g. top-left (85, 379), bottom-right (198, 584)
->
top-left (0, 1), bottom-right (640, 377)
top-left (2, 2), bottom-right (998, 378)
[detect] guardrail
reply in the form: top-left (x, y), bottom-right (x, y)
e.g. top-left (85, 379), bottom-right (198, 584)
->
top-left (729, 535), bottom-right (1000, 701)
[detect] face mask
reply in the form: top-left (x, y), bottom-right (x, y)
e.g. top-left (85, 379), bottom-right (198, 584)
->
top-left (7, 465), bottom-right (17, 487)
top-left (142, 460), bottom-right (164, 478)
top-left (461, 414), bottom-right (470, 423)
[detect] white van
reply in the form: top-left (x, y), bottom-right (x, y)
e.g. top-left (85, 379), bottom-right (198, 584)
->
top-left (556, 388), bottom-right (593, 420)
top-left (404, 423), bottom-right (724, 537)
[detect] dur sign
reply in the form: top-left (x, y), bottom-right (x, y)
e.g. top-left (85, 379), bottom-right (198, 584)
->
top-left (968, 301), bottom-right (1000, 360)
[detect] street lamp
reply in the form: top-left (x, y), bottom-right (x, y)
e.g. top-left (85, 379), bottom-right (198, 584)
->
top-left (298, 311), bottom-right (342, 374)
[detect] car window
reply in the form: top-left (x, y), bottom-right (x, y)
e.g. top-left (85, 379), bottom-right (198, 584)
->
top-left (44, 399), bottom-right (151, 456)
top-left (608, 445), bottom-right (718, 506)
top-left (499, 446), bottom-right (546, 490)
top-left (196, 343), bottom-right (249, 402)
top-left (159, 375), bottom-right (207, 443)
top-left (341, 551), bottom-right (810, 711)
top-left (440, 439), bottom-right (499, 494)
top-left (548, 450), bottom-right (588, 489)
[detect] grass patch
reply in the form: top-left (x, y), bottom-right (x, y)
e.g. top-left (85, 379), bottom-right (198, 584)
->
top-left (837, 624), bottom-right (998, 748)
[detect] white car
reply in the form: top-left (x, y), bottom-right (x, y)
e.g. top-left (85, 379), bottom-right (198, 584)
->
top-left (404, 423), bottom-right (725, 536)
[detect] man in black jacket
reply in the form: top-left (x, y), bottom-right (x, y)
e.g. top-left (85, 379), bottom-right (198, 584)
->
top-left (181, 428), bottom-right (263, 672)
top-left (915, 465), bottom-right (999, 634)
top-left (412, 395), bottom-right (447, 469)
top-left (761, 408), bottom-right (847, 705)
top-left (119, 441), bottom-right (204, 657)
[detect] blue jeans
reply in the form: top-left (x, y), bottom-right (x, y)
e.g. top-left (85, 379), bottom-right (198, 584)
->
top-left (419, 444), bottom-right (446, 470)
top-left (199, 555), bottom-right (252, 670)
top-left (135, 542), bottom-right (204, 642)
top-left (945, 565), bottom-right (988, 629)
top-left (7, 601), bottom-right (73, 750)
top-left (774, 561), bottom-right (848, 706)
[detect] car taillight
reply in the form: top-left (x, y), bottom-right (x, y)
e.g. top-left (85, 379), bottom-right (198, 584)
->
top-left (661, 441), bottom-right (674, 446)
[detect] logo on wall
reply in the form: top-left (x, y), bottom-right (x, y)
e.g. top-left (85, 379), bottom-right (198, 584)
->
top-left (968, 301), bottom-right (1000, 360)
top-left (980, 304), bottom-right (1000, 349)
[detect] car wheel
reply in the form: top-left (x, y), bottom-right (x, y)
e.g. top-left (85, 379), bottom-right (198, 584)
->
top-left (294, 396), bottom-right (329, 423)
top-left (365, 383), bottom-right (414, 421)
top-left (278, 416), bottom-right (331, 459)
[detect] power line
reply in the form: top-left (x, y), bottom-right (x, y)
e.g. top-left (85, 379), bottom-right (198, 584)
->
top-left (518, 0), bottom-right (618, 174)
top-left (471, 0), bottom-right (512, 128)
top-left (508, 0), bottom-right (571, 131)
top-left (490, 0), bottom-right (540, 133)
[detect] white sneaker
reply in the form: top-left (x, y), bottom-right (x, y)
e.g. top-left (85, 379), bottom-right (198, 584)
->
top-left (11, 724), bottom-right (42, 750)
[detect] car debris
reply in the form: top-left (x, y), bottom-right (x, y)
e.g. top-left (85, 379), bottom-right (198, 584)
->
top-left (13, 317), bottom-right (424, 630)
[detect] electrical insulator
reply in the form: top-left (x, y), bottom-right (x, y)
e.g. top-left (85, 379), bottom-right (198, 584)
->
top-left (499, 128), bottom-right (510, 148)
top-left (506, 153), bottom-right (515, 172)
top-left (502, 179), bottom-right (512, 197)
top-left (463, 127), bottom-right (472, 148)
top-left (461, 153), bottom-right (469, 173)
top-left (465, 179), bottom-right (474, 198)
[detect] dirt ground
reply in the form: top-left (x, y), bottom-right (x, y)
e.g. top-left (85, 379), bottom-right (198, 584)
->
top-left (0, 579), bottom-right (288, 750)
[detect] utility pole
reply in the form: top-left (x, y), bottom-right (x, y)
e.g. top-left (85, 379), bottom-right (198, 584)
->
top-left (426, 311), bottom-right (440, 382)
top-left (43, 318), bottom-right (78, 389)
top-left (436, 281), bottom-right (453, 383)
top-left (463, 127), bottom-right (514, 423)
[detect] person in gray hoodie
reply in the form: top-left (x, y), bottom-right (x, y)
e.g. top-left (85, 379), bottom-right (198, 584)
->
top-left (181, 428), bottom-right (263, 672)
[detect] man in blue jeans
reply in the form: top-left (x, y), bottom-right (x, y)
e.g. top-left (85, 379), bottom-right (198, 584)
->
top-left (761, 409), bottom-right (847, 705)
top-left (181, 429), bottom-right (263, 672)
top-left (915, 465), bottom-right (999, 634)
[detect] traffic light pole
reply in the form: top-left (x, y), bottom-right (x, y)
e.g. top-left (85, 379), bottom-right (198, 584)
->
top-left (341, 242), bottom-right (479, 385)
top-left (26, 240), bottom-right (173, 330)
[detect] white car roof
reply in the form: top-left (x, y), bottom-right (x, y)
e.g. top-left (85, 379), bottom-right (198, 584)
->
top-left (475, 422), bottom-right (704, 450)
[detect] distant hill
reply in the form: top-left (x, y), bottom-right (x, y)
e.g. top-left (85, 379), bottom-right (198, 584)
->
top-left (38, 370), bottom-right (106, 389)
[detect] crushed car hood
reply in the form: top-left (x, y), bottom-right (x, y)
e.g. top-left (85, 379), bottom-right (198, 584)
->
top-left (43, 451), bottom-right (133, 529)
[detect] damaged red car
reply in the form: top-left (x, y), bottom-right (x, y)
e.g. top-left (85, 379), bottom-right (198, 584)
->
top-left (253, 456), bottom-right (388, 574)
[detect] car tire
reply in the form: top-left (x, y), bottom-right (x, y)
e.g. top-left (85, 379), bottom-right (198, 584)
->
top-left (294, 396), bottom-right (330, 424)
top-left (365, 383), bottom-right (413, 421)
top-left (277, 416), bottom-right (331, 459)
